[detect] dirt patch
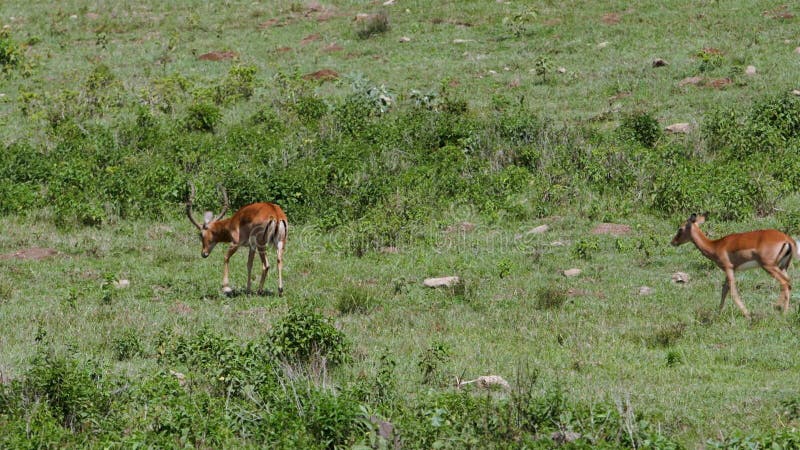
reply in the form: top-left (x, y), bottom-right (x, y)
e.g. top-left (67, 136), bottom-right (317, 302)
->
top-left (763, 6), bottom-right (794, 19)
top-left (198, 51), bottom-right (238, 61)
top-left (591, 223), bottom-right (631, 236)
top-left (170, 302), bottom-right (194, 315)
top-left (705, 77), bottom-right (732, 89)
top-left (602, 12), bottom-right (621, 24)
top-left (0, 247), bottom-right (58, 260)
top-left (302, 69), bottom-right (339, 81)
top-left (322, 43), bottom-right (343, 53)
top-left (300, 33), bottom-right (322, 45)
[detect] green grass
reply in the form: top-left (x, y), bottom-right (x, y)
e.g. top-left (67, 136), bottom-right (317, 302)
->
top-left (2, 212), bottom-right (800, 446)
top-left (2, 0), bottom-right (800, 447)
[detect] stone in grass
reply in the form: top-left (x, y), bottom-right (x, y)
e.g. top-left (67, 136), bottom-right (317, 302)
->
top-left (665, 123), bottom-right (692, 134)
top-left (562, 268), bottom-right (581, 277)
top-left (672, 272), bottom-right (690, 284)
top-left (638, 286), bottom-right (653, 296)
top-left (114, 279), bottom-right (130, 289)
top-left (423, 276), bottom-right (461, 288)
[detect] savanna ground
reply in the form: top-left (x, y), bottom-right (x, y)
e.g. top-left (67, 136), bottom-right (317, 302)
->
top-left (1, 1), bottom-right (800, 448)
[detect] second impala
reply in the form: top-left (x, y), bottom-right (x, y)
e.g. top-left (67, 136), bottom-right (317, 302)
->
top-left (671, 212), bottom-right (795, 318)
top-left (187, 184), bottom-right (287, 296)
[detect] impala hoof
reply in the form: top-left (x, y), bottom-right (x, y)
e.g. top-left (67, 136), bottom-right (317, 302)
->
top-left (278, 287), bottom-right (284, 297)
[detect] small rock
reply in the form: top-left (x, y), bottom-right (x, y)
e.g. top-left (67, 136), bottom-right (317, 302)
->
top-left (596, 41), bottom-right (609, 49)
top-left (380, 246), bottom-right (399, 254)
top-left (795, 47), bottom-right (800, 54)
top-left (638, 286), bottom-right (653, 296)
top-left (528, 224), bottom-right (550, 235)
top-left (113, 279), bottom-right (130, 289)
top-left (552, 431), bottom-right (582, 445)
top-left (745, 65), bottom-right (757, 75)
top-left (679, 76), bottom-right (704, 87)
top-left (399, 36), bottom-right (411, 43)
top-left (665, 123), bottom-right (692, 134)
top-left (424, 276), bottom-right (462, 288)
top-left (453, 39), bottom-right (475, 44)
top-left (563, 268), bottom-right (582, 277)
top-left (557, 67), bottom-right (567, 74)
top-left (383, 0), bottom-right (395, 4)
top-left (487, 70), bottom-right (497, 75)
top-left (551, 241), bottom-right (565, 246)
top-left (69, 14), bottom-right (78, 20)
top-left (170, 370), bottom-right (187, 386)
top-left (652, 58), bottom-right (668, 67)
top-left (792, 89), bottom-right (800, 96)
top-left (457, 375), bottom-right (511, 390)
top-left (672, 272), bottom-right (690, 284)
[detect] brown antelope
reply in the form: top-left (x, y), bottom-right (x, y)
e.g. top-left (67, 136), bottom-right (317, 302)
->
top-left (671, 213), bottom-right (796, 318)
top-left (186, 183), bottom-right (287, 296)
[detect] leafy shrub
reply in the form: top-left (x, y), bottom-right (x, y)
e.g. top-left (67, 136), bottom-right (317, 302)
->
top-left (572, 237), bottom-right (600, 260)
top-left (418, 341), bottom-right (451, 386)
top-left (268, 306), bottom-right (351, 366)
top-left (215, 64), bottom-right (257, 105)
top-left (0, 29), bottom-right (23, 71)
top-left (185, 102), bottom-right (222, 132)
top-left (619, 111), bottom-right (662, 148)
top-left (111, 328), bottom-right (144, 361)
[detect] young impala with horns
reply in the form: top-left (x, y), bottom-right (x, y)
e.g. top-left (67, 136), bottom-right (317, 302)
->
top-left (671, 212), bottom-right (796, 319)
top-left (186, 183), bottom-right (287, 296)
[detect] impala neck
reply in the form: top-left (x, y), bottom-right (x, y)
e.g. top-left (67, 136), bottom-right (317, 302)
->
top-left (209, 219), bottom-right (234, 243)
top-left (689, 224), bottom-right (719, 261)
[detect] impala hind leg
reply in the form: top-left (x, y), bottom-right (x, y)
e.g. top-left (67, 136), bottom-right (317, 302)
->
top-left (246, 247), bottom-right (256, 293)
top-left (277, 240), bottom-right (284, 296)
top-left (256, 246), bottom-right (270, 295)
top-left (763, 265), bottom-right (792, 313)
top-left (720, 278), bottom-right (730, 312)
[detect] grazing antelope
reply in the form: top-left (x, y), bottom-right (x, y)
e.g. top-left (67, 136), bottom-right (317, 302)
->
top-left (670, 213), bottom-right (795, 318)
top-left (186, 183), bottom-right (287, 296)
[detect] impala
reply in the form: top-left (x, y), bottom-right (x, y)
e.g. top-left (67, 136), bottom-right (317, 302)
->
top-left (186, 183), bottom-right (287, 296)
top-left (671, 213), bottom-right (795, 318)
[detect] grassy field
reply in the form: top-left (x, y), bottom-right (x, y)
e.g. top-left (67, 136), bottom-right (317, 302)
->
top-left (2, 0), bottom-right (800, 448)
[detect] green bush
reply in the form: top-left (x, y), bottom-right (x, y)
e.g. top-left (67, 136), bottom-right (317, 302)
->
top-left (0, 29), bottom-right (23, 71)
top-left (268, 306), bottom-right (351, 366)
top-left (619, 111), bottom-right (662, 148)
top-left (111, 329), bottom-right (144, 361)
top-left (185, 102), bottom-right (222, 132)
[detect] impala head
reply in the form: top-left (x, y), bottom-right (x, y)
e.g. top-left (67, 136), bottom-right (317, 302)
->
top-left (671, 212), bottom-right (707, 246)
top-left (186, 183), bottom-right (229, 258)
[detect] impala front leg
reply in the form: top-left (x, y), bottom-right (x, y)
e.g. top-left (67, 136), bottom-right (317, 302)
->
top-left (222, 245), bottom-right (239, 294)
top-left (725, 269), bottom-right (750, 319)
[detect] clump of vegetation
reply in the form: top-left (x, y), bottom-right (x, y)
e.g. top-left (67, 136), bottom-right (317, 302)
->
top-left (418, 341), bottom-right (452, 386)
top-left (356, 11), bottom-right (390, 39)
top-left (111, 328), bottom-right (144, 361)
top-left (535, 285), bottom-right (568, 310)
top-left (268, 306), bottom-right (351, 366)
top-left (0, 29), bottom-right (23, 71)
top-left (335, 283), bottom-right (378, 315)
top-left (648, 322), bottom-right (686, 348)
top-left (184, 101), bottom-right (222, 132)
top-left (619, 111), bottom-right (662, 148)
